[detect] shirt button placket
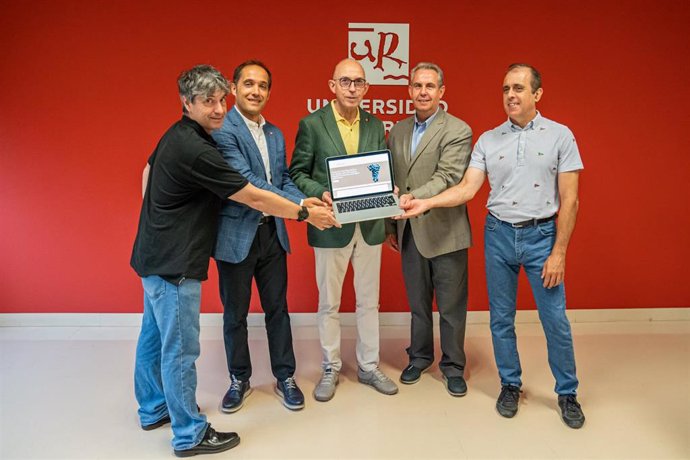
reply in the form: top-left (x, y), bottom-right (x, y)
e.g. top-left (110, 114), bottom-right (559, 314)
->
top-left (517, 131), bottom-right (526, 166)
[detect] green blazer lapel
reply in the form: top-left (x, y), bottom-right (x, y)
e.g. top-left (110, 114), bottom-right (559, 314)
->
top-left (358, 108), bottom-right (373, 152)
top-left (410, 110), bottom-right (445, 170)
top-left (319, 106), bottom-right (347, 156)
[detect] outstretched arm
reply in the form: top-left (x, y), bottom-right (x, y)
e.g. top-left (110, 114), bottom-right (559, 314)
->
top-left (229, 183), bottom-right (340, 231)
top-left (397, 167), bottom-right (486, 219)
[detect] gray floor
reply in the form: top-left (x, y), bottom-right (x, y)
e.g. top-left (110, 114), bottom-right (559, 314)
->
top-left (1, 320), bottom-right (689, 459)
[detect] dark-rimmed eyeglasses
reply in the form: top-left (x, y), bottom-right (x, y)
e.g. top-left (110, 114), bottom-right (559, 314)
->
top-left (334, 77), bottom-right (367, 89)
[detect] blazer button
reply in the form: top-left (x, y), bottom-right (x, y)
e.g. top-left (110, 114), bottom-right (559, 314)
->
top-left (406, 187), bottom-right (411, 191)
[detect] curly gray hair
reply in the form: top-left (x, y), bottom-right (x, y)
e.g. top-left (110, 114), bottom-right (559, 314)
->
top-left (177, 64), bottom-right (230, 113)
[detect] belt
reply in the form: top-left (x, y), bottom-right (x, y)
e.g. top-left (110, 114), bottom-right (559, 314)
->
top-left (508, 214), bottom-right (557, 228)
top-left (258, 215), bottom-right (274, 225)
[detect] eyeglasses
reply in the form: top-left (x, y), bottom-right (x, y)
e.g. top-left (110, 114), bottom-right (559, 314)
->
top-left (334, 77), bottom-right (367, 89)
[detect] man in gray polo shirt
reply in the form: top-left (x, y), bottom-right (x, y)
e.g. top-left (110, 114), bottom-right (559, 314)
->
top-left (397, 63), bottom-right (585, 429)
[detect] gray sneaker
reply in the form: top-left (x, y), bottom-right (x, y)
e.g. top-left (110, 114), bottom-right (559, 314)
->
top-left (358, 367), bottom-right (399, 395)
top-left (313, 368), bottom-right (339, 402)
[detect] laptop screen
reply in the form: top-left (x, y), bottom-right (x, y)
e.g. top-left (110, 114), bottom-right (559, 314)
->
top-left (327, 151), bottom-right (395, 200)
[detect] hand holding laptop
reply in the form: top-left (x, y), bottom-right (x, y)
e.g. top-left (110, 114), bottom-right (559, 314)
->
top-left (304, 196), bottom-right (328, 208)
top-left (301, 196), bottom-right (340, 230)
top-left (394, 196), bottom-right (431, 220)
top-left (320, 191), bottom-right (333, 206)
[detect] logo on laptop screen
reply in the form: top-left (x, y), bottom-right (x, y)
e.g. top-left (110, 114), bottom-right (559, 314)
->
top-left (348, 23), bottom-right (409, 86)
top-left (368, 163), bottom-right (381, 182)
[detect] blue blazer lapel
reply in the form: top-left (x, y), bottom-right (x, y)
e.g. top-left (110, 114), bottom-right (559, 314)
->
top-left (265, 124), bottom-right (279, 179)
top-left (230, 107), bottom-right (268, 180)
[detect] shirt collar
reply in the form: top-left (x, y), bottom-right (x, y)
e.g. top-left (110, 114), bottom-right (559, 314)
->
top-left (414, 108), bottom-right (440, 128)
top-left (331, 100), bottom-right (360, 125)
top-left (508, 111), bottom-right (542, 131)
top-left (180, 115), bottom-right (216, 144)
top-left (235, 106), bottom-right (265, 130)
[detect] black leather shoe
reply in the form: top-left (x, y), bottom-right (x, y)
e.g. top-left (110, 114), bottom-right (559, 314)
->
top-left (275, 376), bottom-right (305, 411)
top-left (173, 424), bottom-right (240, 457)
top-left (496, 385), bottom-right (521, 418)
top-left (443, 375), bottom-right (467, 397)
top-left (558, 394), bottom-right (585, 429)
top-left (141, 405), bottom-right (200, 431)
top-left (221, 376), bottom-right (252, 413)
top-left (399, 364), bottom-right (431, 384)
top-left (141, 415), bottom-right (170, 431)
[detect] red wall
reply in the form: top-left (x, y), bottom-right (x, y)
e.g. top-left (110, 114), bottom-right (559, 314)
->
top-left (1, 0), bottom-right (689, 313)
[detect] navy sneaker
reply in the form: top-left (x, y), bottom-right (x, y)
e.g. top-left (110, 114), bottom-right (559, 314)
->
top-left (221, 375), bottom-right (252, 413)
top-left (442, 375), bottom-right (468, 397)
top-left (399, 364), bottom-right (431, 384)
top-left (275, 376), bottom-right (305, 411)
top-left (558, 394), bottom-right (585, 429)
top-left (496, 385), bottom-right (521, 418)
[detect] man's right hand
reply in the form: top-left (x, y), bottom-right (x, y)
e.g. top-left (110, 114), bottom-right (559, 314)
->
top-left (303, 197), bottom-right (326, 208)
top-left (306, 206), bottom-right (340, 230)
top-left (385, 233), bottom-right (399, 252)
top-left (395, 198), bottom-right (430, 220)
top-left (321, 191), bottom-right (333, 206)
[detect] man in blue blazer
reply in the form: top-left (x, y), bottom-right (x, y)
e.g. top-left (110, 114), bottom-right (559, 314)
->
top-left (212, 60), bottom-right (328, 413)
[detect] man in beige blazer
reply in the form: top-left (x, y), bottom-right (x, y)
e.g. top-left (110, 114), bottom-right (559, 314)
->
top-left (386, 62), bottom-right (473, 396)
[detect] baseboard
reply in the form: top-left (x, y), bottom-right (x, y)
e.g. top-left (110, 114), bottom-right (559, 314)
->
top-left (0, 308), bottom-right (688, 327)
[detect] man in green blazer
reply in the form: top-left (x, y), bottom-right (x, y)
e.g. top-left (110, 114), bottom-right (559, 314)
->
top-left (289, 58), bottom-right (398, 402)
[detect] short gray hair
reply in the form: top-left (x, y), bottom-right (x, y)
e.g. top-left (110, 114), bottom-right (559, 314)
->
top-left (410, 62), bottom-right (444, 87)
top-left (177, 64), bottom-right (230, 112)
top-left (507, 63), bottom-right (542, 93)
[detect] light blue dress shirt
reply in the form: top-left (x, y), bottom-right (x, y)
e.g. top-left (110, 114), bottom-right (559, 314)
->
top-left (410, 109), bottom-right (440, 159)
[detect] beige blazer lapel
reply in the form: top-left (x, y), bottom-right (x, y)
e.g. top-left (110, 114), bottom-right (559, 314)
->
top-left (401, 123), bottom-right (413, 167)
top-left (408, 110), bottom-right (445, 172)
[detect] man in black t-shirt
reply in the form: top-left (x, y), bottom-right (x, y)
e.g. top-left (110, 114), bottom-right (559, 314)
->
top-left (131, 65), bottom-right (337, 458)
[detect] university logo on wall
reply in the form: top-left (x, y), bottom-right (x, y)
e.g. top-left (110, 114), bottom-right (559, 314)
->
top-left (348, 23), bottom-right (409, 86)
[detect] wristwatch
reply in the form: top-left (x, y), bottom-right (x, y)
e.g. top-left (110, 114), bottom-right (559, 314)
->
top-left (297, 205), bottom-right (309, 222)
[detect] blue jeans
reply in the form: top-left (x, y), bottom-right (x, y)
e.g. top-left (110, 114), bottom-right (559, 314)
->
top-left (134, 275), bottom-right (208, 450)
top-left (484, 214), bottom-right (578, 395)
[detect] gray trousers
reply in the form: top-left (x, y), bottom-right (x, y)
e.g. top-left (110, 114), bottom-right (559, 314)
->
top-left (401, 223), bottom-right (468, 377)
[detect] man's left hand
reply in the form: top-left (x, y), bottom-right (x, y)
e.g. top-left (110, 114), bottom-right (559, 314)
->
top-left (541, 252), bottom-right (565, 288)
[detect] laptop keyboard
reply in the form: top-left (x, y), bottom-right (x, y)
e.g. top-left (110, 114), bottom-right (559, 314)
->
top-left (336, 195), bottom-right (397, 213)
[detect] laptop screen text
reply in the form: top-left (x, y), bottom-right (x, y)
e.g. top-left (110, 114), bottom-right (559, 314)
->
top-left (328, 152), bottom-right (393, 200)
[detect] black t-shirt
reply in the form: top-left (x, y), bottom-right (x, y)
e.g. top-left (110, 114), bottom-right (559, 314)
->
top-left (131, 116), bottom-right (248, 283)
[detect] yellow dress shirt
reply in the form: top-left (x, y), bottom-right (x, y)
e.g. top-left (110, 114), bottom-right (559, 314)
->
top-left (331, 100), bottom-right (360, 155)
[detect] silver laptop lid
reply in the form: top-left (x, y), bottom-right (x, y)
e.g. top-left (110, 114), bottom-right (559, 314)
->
top-left (326, 150), bottom-right (395, 200)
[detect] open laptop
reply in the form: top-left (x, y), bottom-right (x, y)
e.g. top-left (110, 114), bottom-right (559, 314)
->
top-left (325, 149), bottom-right (403, 224)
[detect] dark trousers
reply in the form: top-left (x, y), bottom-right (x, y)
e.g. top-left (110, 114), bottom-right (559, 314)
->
top-left (216, 220), bottom-right (296, 382)
top-left (401, 223), bottom-right (468, 377)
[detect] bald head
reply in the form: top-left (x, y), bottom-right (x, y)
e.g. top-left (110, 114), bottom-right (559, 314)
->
top-left (332, 58), bottom-right (365, 79)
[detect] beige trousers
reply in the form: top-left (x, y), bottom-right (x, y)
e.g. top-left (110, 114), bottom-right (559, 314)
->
top-left (313, 224), bottom-right (382, 373)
